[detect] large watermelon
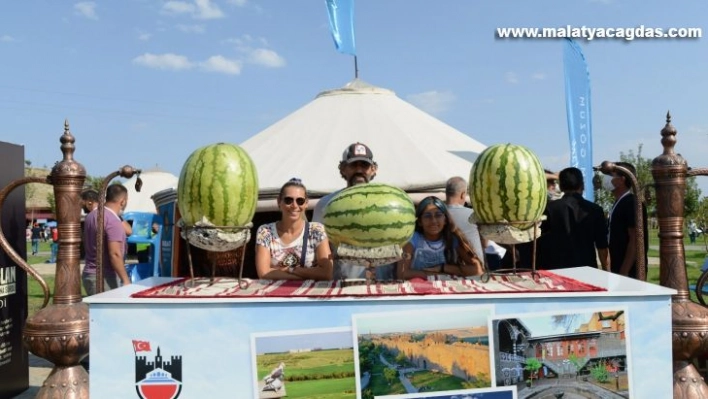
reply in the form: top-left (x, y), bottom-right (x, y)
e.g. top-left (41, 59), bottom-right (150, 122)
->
top-left (177, 143), bottom-right (258, 227)
top-left (323, 183), bottom-right (416, 248)
top-left (469, 143), bottom-right (547, 230)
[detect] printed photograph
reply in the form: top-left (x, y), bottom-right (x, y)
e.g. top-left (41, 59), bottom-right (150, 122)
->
top-left (491, 308), bottom-right (631, 398)
top-left (251, 327), bottom-right (357, 399)
top-left (383, 386), bottom-right (517, 399)
top-left (352, 306), bottom-right (494, 399)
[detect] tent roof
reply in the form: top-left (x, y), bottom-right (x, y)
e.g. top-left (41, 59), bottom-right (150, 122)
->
top-left (122, 170), bottom-right (178, 213)
top-left (241, 79), bottom-right (486, 198)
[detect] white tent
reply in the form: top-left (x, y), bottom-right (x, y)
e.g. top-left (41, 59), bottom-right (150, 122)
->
top-left (241, 79), bottom-right (486, 202)
top-left (122, 169), bottom-right (179, 214)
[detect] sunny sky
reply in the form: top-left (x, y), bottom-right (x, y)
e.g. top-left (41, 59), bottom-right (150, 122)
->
top-left (3, 1), bottom-right (708, 193)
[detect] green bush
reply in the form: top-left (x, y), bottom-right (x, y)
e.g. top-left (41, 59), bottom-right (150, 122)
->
top-left (590, 363), bottom-right (610, 383)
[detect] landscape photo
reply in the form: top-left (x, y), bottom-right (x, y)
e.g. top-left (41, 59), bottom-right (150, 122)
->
top-left (251, 327), bottom-right (357, 399)
top-left (491, 307), bottom-right (631, 398)
top-left (383, 386), bottom-right (517, 399)
top-left (352, 305), bottom-right (494, 398)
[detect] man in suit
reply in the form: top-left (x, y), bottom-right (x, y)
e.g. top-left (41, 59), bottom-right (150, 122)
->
top-left (537, 167), bottom-right (609, 270)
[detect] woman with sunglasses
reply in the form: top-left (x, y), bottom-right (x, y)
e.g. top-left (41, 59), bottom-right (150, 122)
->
top-left (255, 178), bottom-right (333, 280)
top-left (398, 196), bottom-right (484, 280)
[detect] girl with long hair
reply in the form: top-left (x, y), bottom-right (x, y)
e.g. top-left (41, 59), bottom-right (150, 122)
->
top-left (398, 195), bottom-right (483, 280)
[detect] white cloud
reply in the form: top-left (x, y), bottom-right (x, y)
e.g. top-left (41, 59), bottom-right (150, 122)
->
top-left (199, 55), bottom-right (242, 75)
top-left (532, 72), bottom-right (546, 80)
top-left (247, 48), bottom-right (285, 68)
top-left (137, 32), bottom-right (152, 41)
top-left (406, 90), bottom-right (456, 115)
top-left (162, 1), bottom-right (195, 15)
top-left (177, 24), bottom-right (206, 34)
top-left (505, 71), bottom-right (519, 84)
top-left (194, 0), bottom-right (224, 19)
top-left (227, 0), bottom-right (248, 6)
top-left (132, 53), bottom-right (194, 71)
top-left (163, 0), bottom-right (224, 19)
top-left (225, 35), bottom-right (285, 68)
top-left (0, 35), bottom-right (16, 42)
top-left (74, 2), bottom-right (98, 20)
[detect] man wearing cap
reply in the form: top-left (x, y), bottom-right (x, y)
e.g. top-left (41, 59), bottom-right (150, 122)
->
top-left (313, 142), bottom-right (396, 280)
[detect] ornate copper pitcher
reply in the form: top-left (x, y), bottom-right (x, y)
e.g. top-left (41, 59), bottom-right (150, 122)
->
top-left (0, 121), bottom-right (140, 398)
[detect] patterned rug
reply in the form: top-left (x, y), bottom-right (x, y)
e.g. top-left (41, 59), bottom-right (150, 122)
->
top-left (131, 271), bottom-right (605, 299)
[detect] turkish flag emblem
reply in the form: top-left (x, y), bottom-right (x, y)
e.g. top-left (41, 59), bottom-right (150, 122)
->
top-left (132, 340), bottom-right (152, 352)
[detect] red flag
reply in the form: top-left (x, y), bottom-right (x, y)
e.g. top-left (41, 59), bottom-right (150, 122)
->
top-left (132, 340), bottom-right (151, 352)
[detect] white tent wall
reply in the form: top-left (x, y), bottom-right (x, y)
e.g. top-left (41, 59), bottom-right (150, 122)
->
top-left (241, 79), bottom-right (486, 201)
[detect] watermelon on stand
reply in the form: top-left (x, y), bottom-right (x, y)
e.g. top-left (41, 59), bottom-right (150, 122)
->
top-left (177, 142), bottom-right (259, 252)
top-left (469, 143), bottom-right (547, 244)
top-left (322, 183), bottom-right (415, 266)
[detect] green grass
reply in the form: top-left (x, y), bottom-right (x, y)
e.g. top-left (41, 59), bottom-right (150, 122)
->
top-left (283, 378), bottom-right (357, 399)
top-left (256, 349), bottom-right (357, 399)
top-left (27, 275), bottom-right (55, 316)
top-left (407, 370), bottom-right (474, 391)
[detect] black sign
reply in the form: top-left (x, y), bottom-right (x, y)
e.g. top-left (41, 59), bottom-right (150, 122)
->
top-left (0, 141), bottom-right (29, 398)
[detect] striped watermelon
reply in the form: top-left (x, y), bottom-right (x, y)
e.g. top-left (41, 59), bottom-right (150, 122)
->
top-left (469, 143), bottom-right (547, 230)
top-left (177, 143), bottom-right (258, 227)
top-left (323, 183), bottom-right (416, 248)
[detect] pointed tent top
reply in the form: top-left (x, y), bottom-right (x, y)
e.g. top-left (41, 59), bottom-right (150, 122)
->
top-left (316, 78), bottom-right (395, 98)
top-left (241, 79), bottom-right (486, 197)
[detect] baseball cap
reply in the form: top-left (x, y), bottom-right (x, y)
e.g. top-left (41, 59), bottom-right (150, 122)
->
top-left (341, 142), bottom-right (374, 164)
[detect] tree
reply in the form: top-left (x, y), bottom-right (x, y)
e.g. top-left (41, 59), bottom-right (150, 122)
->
top-left (383, 367), bottom-right (397, 385)
top-left (524, 357), bottom-right (542, 385)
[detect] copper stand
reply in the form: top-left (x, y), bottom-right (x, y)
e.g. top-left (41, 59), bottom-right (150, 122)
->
top-left (650, 113), bottom-right (708, 398)
top-left (478, 220), bottom-right (541, 283)
top-left (0, 121), bottom-right (89, 398)
top-left (183, 225), bottom-right (250, 288)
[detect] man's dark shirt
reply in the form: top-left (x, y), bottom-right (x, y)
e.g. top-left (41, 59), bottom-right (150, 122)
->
top-left (537, 192), bottom-right (608, 269)
top-left (608, 193), bottom-right (648, 279)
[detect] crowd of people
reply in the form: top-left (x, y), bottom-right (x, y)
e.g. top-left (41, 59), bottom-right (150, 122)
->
top-left (36, 141), bottom-right (648, 291)
top-left (252, 142), bottom-right (648, 282)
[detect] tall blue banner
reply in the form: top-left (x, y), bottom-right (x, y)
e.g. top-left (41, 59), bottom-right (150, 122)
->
top-left (563, 38), bottom-right (594, 201)
top-left (325, 0), bottom-right (356, 56)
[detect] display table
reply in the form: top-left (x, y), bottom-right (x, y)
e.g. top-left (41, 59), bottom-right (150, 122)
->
top-left (85, 267), bottom-right (675, 398)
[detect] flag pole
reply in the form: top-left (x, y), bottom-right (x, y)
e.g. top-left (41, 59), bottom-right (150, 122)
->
top-left (354, 56), bottom-right (359, 79)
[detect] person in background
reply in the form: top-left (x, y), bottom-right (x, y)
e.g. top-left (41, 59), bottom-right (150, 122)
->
top-left (48, 226), bottom-right (59, 263)
top-left (82, 188), bottom-right (132, 236)
top-left (44, 225), bottom-right (51, 242)
top-left (545, 169), bottom-right (562, 202)
top-left (398, 196), bottom-right (484, 280)
top-left (444, 176), bottom-right (485, 267)
top-left (689, 220), bottom-right (699, 244)
top-left (603, 162), bottom-right (648, 279)
top-left (313, 142), bottom-right (396, 280)
top-left (255, 179), bottom-right (333, 281)
top-left (536, 167), bottom-right (609, 270)
top-left (30, 223), bottom-right (41, 255)
top-left (82, 184), bottom-right (132, 295)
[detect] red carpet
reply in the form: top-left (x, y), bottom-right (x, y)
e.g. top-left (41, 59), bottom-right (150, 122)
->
top-left (131, 271), bottom-right (605, 299)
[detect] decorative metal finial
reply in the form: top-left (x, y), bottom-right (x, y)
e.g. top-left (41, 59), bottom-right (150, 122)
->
top-left (60, 118), bottom-right (77, 162)
top-left (660, 110), bottom-right (677, 154)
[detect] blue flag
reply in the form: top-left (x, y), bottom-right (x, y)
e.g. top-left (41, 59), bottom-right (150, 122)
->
top-left (325, 0), bottom-right (356, 56)
top-left (563, 38), bottom-right (594, 201)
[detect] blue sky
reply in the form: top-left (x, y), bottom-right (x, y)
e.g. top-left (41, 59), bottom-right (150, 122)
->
top-left (3, 1), bottom-right (708, 193)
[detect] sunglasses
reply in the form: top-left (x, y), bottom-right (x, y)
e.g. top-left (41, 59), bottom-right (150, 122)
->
top-left (421, 211), bottom-right (445, 220)
top-left (282, 196), bottom-right (306, 206)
